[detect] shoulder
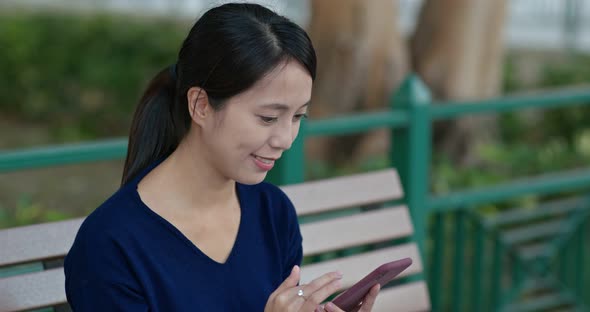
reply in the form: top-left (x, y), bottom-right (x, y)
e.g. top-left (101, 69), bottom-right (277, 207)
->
top-left (65, 185), bottom-right (146, 273)
top-left (247, 183), bottom-right (302, 263)
top-left (240, 181), bottom-right (300, 235)
top-left (72, 185), bottom-right (143, 246)
top-left (240, 181), bottom-right (295, 212)
top-left (251, 181), bottom-right (291, 199)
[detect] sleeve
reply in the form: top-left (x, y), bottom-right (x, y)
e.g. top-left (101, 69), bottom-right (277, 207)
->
top-left (64, 228), bottom-right (149, 312)
top-left (279, 190), bottom-right (303, 281)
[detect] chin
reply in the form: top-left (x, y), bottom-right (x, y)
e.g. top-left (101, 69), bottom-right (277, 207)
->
top-left (235, 172), bottom-right (267, 185)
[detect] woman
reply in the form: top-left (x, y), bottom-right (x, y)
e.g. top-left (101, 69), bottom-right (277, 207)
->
top-left (64, 3), bottom-right (380, 311)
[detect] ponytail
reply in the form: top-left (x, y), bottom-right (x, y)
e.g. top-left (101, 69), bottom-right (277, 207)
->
top-left (121, 65), bottom-right (183, 185)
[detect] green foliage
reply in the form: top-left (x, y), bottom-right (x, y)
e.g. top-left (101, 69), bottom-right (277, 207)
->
top-left (432, 131), bottom-right (590, 208)
top-left (0, 195), bottom-right (72, 228)
top-left (501, 55), bottom-right (520, 93)
top-left (0, 10), bottom-right (188, 141)
top-left (540, 54), bottom-right (590, 87)
top-left (538, 54), bottom-right (590, 147)
top-left (500, 53), bottom-right (590, 149)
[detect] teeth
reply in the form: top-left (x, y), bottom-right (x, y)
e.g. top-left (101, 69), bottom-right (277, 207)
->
top-left (255, 156), bottom-right (273, 164)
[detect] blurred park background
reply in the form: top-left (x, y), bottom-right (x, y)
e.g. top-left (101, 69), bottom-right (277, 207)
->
top-left (1, 0), bottom-right (589, 311)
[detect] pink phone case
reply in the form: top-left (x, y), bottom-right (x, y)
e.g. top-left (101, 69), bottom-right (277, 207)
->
top-left (331, 257), bottom-right (412, 311)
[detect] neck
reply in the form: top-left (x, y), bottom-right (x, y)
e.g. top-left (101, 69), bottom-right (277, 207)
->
top-left (144, 133), bottom-right (236, 213)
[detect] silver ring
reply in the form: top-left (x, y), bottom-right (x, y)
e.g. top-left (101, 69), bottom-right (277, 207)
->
top-left (297, 289), bottom-right (304, 297)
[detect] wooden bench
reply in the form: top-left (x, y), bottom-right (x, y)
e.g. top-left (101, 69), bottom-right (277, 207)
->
top-left (0, 169), bottom-right (430, 312)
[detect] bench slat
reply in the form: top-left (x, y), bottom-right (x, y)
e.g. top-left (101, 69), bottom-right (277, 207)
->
top-left (282, 169), bottom-right (404, 216)
top-left (301, 206), bottom-right (413, 255)
top-left (0, 218), bottom-right (83, 267)
top-left (300, 243), bottom-right (422, 288)
top-left (0, 268), bottom-right (66, 312)
top-left (373, 280), bottom-right (431, 312)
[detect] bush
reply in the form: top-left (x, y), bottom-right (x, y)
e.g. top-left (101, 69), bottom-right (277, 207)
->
top-left (501, 53), bottom-right (590, 149)
top-left (0, 10), bottom-right (189, 141)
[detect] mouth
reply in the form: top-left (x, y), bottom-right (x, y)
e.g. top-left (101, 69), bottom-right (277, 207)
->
top-left (251, 154), bottom-right (278, 171)
top-left (252, 154), bottom-right (277, 164)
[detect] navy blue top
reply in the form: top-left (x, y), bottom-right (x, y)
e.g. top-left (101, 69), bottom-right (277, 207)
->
top-left (64, 160), bottom-right (303, 311)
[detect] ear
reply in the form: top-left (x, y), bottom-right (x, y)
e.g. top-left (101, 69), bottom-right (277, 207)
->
top-left (187, 86), bottom-right (211, 126)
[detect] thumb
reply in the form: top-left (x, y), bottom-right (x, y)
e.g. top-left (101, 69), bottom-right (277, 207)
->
top-left (276, 265), bottom-right (301, 292)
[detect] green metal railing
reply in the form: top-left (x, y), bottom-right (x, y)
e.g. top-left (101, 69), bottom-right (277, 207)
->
top-left (1, 75), bottom-right (590, 311)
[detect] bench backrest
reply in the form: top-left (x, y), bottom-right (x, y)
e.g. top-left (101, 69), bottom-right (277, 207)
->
top-left (0, 169), bottom-right (430, 312)
top-left (283, 169), bottom-right (430, 312)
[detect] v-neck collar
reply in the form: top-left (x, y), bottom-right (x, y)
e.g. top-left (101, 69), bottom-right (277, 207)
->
top-left (128, 159), bottom-right (246, 266)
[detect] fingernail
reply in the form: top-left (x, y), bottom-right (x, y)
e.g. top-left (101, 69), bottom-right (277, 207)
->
top-left (336, 271), bottom-right (343, 278)
top-left (325, 302), bottom-right (335, 311)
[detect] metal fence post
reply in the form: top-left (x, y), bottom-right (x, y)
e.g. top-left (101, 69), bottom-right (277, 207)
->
top-left (265, 119), bottom-right (307, 185)
top-left (390, 74), bottom-right (432, 261)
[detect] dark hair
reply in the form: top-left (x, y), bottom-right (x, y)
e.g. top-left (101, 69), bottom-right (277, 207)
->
top-left (121, 3), bottom-right (316, 185)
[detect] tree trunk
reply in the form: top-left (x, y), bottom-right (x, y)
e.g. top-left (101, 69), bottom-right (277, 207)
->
top-left (306, 0), bottom-right (409, 166)
top-left (306, 0), bottom-right (508, 167)
top-left (410, 0), bottom-right (508, 164)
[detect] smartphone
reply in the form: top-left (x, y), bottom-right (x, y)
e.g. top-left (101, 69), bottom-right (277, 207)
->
top-left (331, 257), bottom-right (412, 311)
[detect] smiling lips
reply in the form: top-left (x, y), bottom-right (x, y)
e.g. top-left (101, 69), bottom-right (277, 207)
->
top-left (252, 154), bottom-right (277, 171)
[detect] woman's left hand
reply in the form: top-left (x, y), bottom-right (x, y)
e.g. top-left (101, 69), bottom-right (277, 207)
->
top-left (318, 284), bottom-right (381, 312)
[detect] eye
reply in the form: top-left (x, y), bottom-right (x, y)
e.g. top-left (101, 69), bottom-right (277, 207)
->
top-left (293, 113), bottom-right (308, 122)
top-left (259, 116), bottom-right (278, 124)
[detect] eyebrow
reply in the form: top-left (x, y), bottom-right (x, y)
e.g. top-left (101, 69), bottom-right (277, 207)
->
top-left (260, 101), bottom-right (310, 111)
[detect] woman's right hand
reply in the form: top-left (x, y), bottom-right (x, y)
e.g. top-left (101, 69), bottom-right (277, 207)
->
top-left (264, 265), bottom-right (343, 312)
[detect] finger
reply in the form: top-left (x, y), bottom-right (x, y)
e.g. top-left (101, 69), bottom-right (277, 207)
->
top-left (358, 284), bottom-right (381, 312)
top-left (301, 278), bottom-right (343, 310)
top-left (323, 302), bottom-right (346, 312)
top-left (302, 271), bottom-right (343, 295)
top-left (269, 265), bottom-right (300, 301)
top-left (272, 266), bottom-right (301, 297)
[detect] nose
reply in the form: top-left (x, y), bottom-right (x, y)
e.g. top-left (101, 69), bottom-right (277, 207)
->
top-left (269, 122), bottom-right (295, 151)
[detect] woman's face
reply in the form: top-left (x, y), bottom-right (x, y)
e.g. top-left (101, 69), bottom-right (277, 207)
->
top-left (198, 60), bottom-right (312, 185)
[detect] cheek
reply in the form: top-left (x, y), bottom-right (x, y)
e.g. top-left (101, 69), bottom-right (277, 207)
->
top-left (292, 123), bottom-right (301, 139)
top-left (230, 124), bottom-right (270, 154)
